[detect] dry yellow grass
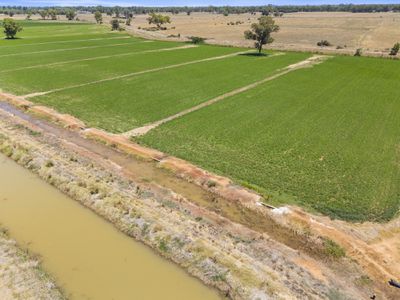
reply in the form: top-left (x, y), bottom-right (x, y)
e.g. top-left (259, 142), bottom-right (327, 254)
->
top-left (4, 11), bottom-right (399, 54)
top-left (129, 12), bottom-right (400, 53)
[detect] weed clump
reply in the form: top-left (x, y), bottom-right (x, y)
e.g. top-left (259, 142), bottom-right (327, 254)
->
top-left (45, 160), bottom-right (54, 168)
top-left (158, 239), bottom-right (168, 252)
top-left (323, 239), bottom-right (345, 259)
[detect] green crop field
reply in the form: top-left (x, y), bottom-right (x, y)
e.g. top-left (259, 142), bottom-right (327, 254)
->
top-left (1, 20), bottom-right (399, 222)
top-left (140, 56), bottom-right (400, 222)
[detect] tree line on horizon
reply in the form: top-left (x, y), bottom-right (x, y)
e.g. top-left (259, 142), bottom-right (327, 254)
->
top-left (1, 4), bottom-right (400, 17)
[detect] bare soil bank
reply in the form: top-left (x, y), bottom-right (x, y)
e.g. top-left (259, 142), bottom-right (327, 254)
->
top-left (0, 230), bottom-right (64, 300)
top-left (1, 99), bottom-right (399, 299)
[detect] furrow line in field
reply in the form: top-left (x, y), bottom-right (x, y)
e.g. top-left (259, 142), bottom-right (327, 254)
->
top-left (23, 49), bottom-right (252, 99)
top-left (0, 45), bottom-right (198, 73)
top-left (122, 55), bottom-right (329, 137)
top-left (16, 31), bottom-right (109, 39)
top-left (0, 40), bottom-right (153, 58)
top-left (0, 36), bottom-right (131, 48)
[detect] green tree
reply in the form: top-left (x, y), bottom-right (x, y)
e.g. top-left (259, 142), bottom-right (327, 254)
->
top-left (244, 16), bottom-right (279, 54)
top-left (110, 19), bottom-right (120, 31)
top-left (188, 36), bottom-right (206, 44)
top-left (147, 13), bottom-right (171, 29)
top-left (66, 10), bottom-right (76, 21)
top-left (354, 48), bottom-right (362, 56)
top-left (94, 11), bottom-right (103, 24)
top-left (48, 9), bottom-right (57, 20)
top-left (389, 42), bottom-right (400, 56)
top-left (2, 18), bottom-right (23, 39)
top-left (39, 10), bottom-right (47, 20)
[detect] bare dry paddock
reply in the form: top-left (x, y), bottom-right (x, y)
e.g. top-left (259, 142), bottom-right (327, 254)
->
top-left (128, 12), bottom-right (400, 54)
top-left (5, 12), bottom-right (400, 54)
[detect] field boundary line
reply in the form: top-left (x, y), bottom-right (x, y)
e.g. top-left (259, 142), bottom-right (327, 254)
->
top-left (0, 40), bottom-right (153, 58)
top-left (0, 36), bottom-right (131, 48)
top-left (18, 31), bottom-right (112, 39)
top-left (23, 49), bottom-right (254, 99)
top-left (122, 55), bottom-right (329, 137)
top-left (0, 45), bottom-right (198, 74)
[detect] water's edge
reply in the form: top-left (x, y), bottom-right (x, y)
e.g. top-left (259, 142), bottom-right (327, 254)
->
top-left (0, 228), bottom-right (65, 300)
top-left (0, 109), bottom-right (253, 298)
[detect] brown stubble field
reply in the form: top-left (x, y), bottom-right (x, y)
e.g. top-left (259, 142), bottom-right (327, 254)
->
top-left (130, 12), bottom-right (400, 54)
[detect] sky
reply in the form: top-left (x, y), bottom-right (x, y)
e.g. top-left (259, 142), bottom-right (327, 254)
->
top-left (0, 0), bottom-right (399, 6)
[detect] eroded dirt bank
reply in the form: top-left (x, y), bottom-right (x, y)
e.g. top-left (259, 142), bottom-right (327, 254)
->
top-left (0, 104), bottom-right (397, 299)
top-left (0, 230), bottom-right (64, 300)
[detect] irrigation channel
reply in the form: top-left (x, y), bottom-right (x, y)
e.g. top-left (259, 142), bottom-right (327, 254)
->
top-left (0, 155), bottom-right (220, 300)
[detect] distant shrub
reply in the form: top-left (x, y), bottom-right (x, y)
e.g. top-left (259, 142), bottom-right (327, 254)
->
top-left (45, 160), bottom-right (54, 168)
top-left (188, 36), bottom-right (206, 44)
top-left (389, 42), bottom-right (400, 56)
top-left (354, 48), bottom-right (363, 56)
top-left (317, 40), bottom-right (332, 47)
top-left (110, 19), bottom-right (120, 31)
top-left (324, 239), bottom-right (345, 259)
top-left (158, 239), bottom-right (168, 252)
top-left (207, 180), bottom-right (217, 188)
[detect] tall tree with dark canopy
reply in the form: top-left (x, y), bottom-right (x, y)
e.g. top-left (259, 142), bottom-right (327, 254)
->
top-left (94, 11), bottom-right (103, 24)
top-left (66, 9), bottom-right (76, 21)
top-left (244, 16), bottom-right (279, 54)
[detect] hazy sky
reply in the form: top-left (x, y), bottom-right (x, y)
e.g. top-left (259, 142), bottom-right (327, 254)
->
top-left (1, 0), bottom-right (399, 7)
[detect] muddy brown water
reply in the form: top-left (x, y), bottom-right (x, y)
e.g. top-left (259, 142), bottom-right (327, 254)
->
top-left (0, 102), bottom-right (313, 256)
top-left (0, 155), bottom-right (220, 300)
